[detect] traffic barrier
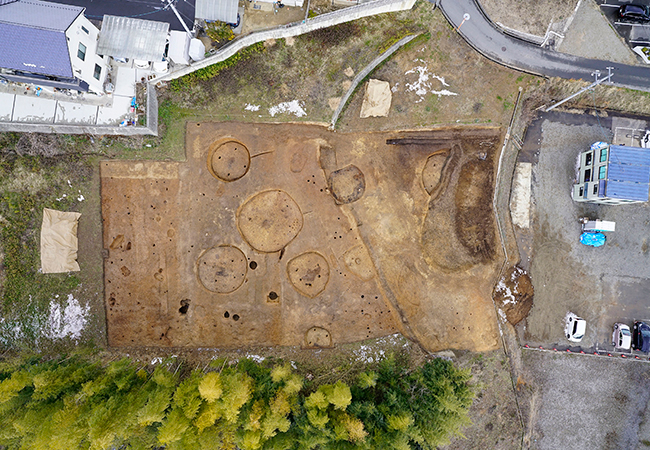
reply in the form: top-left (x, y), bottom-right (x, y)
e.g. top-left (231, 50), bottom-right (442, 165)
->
top-left (521, 345), bottom-right (650, 363)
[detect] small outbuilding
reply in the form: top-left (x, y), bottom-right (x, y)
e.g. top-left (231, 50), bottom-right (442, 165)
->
top-left (572, 142), bottom-right (650, 205)
top-left (97, 15), bottom-right (169, 62)
top-left (195, 0), bottom-right (239, 24)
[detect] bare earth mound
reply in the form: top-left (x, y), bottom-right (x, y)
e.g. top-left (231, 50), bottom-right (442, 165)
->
top-left (101, 123), bottom-right (502, 352)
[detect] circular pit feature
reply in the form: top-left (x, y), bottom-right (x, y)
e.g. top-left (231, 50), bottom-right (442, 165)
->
top-left (197, 245), bottom-right (247, 293)
top-left (287, 251), bottom-right (329, 298)
top-left (208, 140), bottom-right (251, 182)
top-left (237, 190), bottom-right (303, 253)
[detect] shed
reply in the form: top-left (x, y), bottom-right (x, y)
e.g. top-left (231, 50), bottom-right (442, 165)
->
top-left (97, 15), bottom-right (169, 62)
top-left (168, 30), bottom-right (190, 65)
top-left (195, 0), bottom-right (238, 24)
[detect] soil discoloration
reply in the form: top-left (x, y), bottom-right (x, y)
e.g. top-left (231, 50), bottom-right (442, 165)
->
top-left (237, 190), bottom-right (303, 253)
top-left (422, 149), bottom-right (450, 195)
top-left (208, 140), bottom-right (251, 182)
top-left (328, 165), bottom-right (366, 204)
top-left (287, 251), bottom-right (330, 298)
top-left (197, 246), bottom-right (248, 293)
top-left (494, 266), bottom-right (534, 325)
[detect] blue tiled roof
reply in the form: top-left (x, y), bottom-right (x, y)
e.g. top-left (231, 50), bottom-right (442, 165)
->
top-left (607, 163), bottom-right (650, 185)
top-left (0, 0), bottom-right (82, 31)
top-left (0, 22), bottom-right (72, 77)
top-left (605, 144), bottom-right (650, 202)
top-left (609, 145), bottom-right (650, 168)
top-left (606, 180), bottom-right (649, 202)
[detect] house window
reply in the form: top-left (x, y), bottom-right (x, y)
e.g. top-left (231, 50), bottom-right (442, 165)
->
top-left (593, 185), bottom-right (598, 195)
top-left (599, 166), bottom-right (606, 179)
top-left (579, 187), bottom-right (584, 197)
top-left (585, 152), bottom-right (592, 166)
top-left (584, 169), bottom-right (591, 182)
top-left (600, 148), bottom-right (607, 162)
top-left (77, 42), bottom-right (86, 61)
top-left (81, 25), bottom-right (89, 34)
top-left (93, 64), bottom-right (101, 80)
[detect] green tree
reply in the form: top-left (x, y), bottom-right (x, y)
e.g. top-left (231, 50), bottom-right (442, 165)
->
top-left (0, 353), bottom-right (474, 450)
top-left (348, 355), bottom-right (475, 449)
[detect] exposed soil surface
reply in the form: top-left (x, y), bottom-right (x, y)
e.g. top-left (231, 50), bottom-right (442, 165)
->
top-left (101, 123), bottom-right (503, 352)
top-left (493, 265), bottom-right (534, 326)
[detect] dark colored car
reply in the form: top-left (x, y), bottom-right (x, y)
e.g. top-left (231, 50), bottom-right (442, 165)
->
top-left (632, 321), bottom-right (650, 352)
top-left (619, 4), bottom-right (650, 22)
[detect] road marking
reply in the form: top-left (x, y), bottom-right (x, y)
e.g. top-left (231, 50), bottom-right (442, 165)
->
top-left (615, 21), bottom-right (650, 27)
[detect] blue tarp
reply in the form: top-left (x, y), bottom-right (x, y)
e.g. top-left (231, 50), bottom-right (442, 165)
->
top-left (580, 232), bottom-right (606, 247)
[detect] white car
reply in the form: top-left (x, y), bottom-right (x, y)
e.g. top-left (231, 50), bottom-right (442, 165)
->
top-left (565, 312), bottom-right (586, 342)
top-left (612, 323), bottom-right (632, 351)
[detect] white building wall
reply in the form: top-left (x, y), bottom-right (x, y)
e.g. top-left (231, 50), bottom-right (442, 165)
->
top-left (65, 14), bottom-right (109, 94)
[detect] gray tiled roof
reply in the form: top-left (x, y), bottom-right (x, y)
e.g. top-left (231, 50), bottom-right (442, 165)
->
top-left (196, 0), bottom-right (238, 24)
top-left (0, 0), bottom-right (82, 31)
top-left (97, 15), bottom-right (169, 62)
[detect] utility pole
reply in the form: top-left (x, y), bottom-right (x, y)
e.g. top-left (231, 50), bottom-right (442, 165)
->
top-left (163, 0), bottom-right (192, 35)
top-left (545, 67), bottom-right (614, 112)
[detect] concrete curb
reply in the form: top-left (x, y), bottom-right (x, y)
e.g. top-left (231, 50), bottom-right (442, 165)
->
top-left (329, 33), bottom-right (418, 129)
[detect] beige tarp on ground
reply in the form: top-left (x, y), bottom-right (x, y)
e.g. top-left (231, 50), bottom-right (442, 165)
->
top-left (40, 208), bottom-right (81, 273)
top-left (360, 79), bottom-right (392, 118)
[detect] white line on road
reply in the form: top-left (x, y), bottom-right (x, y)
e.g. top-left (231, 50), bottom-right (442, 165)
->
top-left (615, 21), bottom-right (650, 27)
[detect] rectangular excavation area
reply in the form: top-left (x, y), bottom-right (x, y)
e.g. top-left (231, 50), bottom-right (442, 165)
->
top-left (102, 123), bottom-right (501, 351)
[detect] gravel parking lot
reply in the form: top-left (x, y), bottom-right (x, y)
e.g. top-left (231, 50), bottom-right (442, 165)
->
top-left (596, 0), bottom-right (650, 50)
top-left (520, 112), bottom-right (650, 351)
top-left (558, 0), bottom-right (637, 64)
top-left (525, 350), bottom-right (650, 450)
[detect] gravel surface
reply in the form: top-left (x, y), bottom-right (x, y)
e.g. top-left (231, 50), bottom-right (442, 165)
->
top-left (525, 350), bottom-right (650, 449)
top-left (478, 0), bottom-right (578, 37)
top-left (524, 114), bottom-right (650, 349)
top-left (558, 0), bottom-right (637, 65)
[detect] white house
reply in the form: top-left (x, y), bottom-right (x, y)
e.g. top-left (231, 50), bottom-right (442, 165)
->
top-left (572, 142), bottom-right (650, 205)
top-left (65, 10), bottom-right (109, 94)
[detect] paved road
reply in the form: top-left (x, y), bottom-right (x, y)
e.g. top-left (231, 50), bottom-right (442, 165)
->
top-left (439, 0), bottom-right (650, 91)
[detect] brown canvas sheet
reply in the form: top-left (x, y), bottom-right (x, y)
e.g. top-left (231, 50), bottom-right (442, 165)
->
top-left (40, 208), bottom-right (81, 273)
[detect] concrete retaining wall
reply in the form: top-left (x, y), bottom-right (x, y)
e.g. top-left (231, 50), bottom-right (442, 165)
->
top-left (0, 86), bottom-right (159, 136)
top-left (154, 0), bottom-right (417, 83)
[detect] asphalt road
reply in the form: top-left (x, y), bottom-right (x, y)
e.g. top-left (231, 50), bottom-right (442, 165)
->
top-left (439, 0), bottom-right (650, 91)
